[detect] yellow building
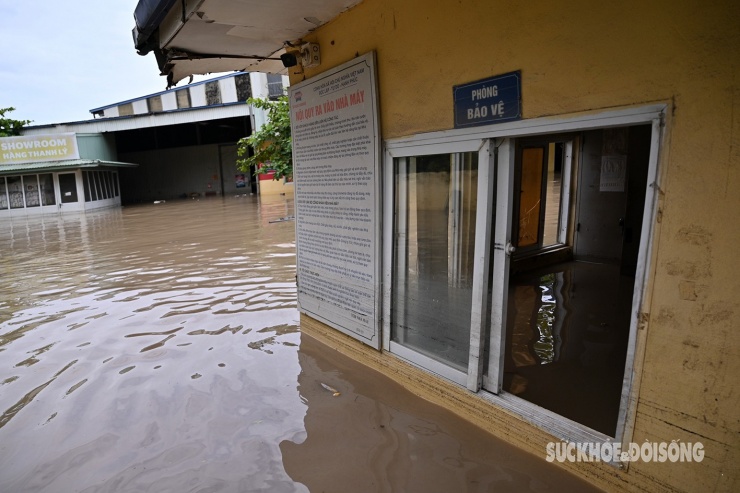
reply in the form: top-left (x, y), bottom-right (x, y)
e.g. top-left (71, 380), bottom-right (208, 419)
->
top-left (134, 1), bottom-right (739, 490)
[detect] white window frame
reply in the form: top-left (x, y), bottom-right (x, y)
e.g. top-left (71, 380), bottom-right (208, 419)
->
top-left (384, 139), bottom-right (487, 387)
top-left (383, 103), bottom-right (666, 468)
top-left (558, 141), bottom-right (574, 245)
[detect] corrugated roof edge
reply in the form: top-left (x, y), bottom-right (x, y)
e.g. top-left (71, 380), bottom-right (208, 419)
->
top-left (0, 159), bottom-right (139, 175)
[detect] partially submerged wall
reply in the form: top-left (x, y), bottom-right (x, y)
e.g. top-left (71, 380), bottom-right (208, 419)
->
top-left (291, 1), bottom-right (739, 491)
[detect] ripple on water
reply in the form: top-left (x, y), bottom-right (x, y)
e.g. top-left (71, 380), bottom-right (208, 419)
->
top-left (0, 198), bottom-right (304, 491)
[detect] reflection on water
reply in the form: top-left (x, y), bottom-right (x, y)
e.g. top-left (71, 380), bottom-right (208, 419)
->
top-left (392, 160), bottom-right (478, 371)
top-left (533, 273), bottom-right (557, 365)
top-left (505, 261), bottom-right (634, 436)
top-left (282, 335), bottom-right (600, 493)
top-left (1, 197), bottom-right (600, 492)
top-left (0, 197), bottom-right (304, 492)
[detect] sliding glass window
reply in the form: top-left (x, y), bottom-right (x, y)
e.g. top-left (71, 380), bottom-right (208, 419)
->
top-left (0, 177), bottom-right (7, 209)
top-left (23, 176), bottom-right (40, 207)
top-left (40, 174), bottom-right (55, 205)
top-left (391, 152), bottom-right (478, 372)
top-left (7, 176), bottom-right (24, 209)
top-left (83, 171), bottom-right (93, 202)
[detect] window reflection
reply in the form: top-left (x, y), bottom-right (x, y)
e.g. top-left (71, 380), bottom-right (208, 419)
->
top-left (392, 152), bottom-right (478, 370)
top-left (40, 174), bottom-right (56, 206)
top-left (23, 175), bottom-right (40, 207)
top-left (7, 176), bottom-right (24, 209)
top-left (0, 177), bottom-right (7, 209)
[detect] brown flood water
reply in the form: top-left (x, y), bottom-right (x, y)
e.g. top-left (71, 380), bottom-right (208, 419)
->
top-left (0, 197), bottom-right (600, 492)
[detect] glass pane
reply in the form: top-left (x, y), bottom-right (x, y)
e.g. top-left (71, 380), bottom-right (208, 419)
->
top-left (7, 176), bottom-right (24, 208)
top-left (205, 81), bottom-right (221, 105)
top-left (518, 147), bottom-right (544, 247)
top-left (235, 73), bottom-right (252, 102)
top-left (542, 143), bottom-right (564, 247)
top-left (118, 103), bottom-right (133, 116)
top-left (104, 171), bottom-right (113, 199)
top-left (39, 174), bottom-right (56, 205)
top-left (267, 74), bottom-right (284, 99)
top-left (147, 96), bottom-right (163, 112)
top-left (0, 177), bottom-right (8, 209)
top-left (91, 172), bottom-right (99, 200)
top-left (392, 152), bottom-right (478, 370)
top-left (176, 89), bottom-right (191, 109)
top-left (83, 171), bottom-right (92, 202)
top-left (94, 171), bottom-right (104, 200)
top-left (23, 176), bottom-right (41, 207)
top-left (100, 171), bottom-right (109, 199)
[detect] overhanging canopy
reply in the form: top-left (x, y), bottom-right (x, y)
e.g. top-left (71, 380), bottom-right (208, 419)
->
top-left (133, 0), bottom-right (362, 86)
top-left (0, 159), bottom-right (139, 176)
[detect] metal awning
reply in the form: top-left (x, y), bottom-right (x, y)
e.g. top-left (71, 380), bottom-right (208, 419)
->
top-left (133, 0), bottom-right (362, 86)
top-left (0, 159), bottom-right (138, 176)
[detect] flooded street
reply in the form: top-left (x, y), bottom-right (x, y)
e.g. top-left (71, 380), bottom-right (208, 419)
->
top-left (0, 197), bottom-right (599, 492)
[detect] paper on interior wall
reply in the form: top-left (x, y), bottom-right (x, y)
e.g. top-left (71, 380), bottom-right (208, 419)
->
top-left (600, 155), bottom-right (627, 192)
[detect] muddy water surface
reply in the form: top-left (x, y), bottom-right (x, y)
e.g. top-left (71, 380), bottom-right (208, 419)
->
top-left (0, 197), bottom-right (600, 492)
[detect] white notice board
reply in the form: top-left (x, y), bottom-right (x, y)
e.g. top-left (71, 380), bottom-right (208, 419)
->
top-left (290, 52), bottom-right (381, 349)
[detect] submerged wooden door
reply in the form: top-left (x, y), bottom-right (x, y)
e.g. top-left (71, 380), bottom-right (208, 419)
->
top-left (517, 146), bottom-right (546, 248)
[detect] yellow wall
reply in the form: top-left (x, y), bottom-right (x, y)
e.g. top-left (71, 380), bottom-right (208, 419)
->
top-left (258, 178), bottom-right (295, 196)
top-left (290, 1), bottom-right (740, 491)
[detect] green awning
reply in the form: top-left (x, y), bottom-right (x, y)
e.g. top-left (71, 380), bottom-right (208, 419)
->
top-left (0, 159), bottom-right (138, 176)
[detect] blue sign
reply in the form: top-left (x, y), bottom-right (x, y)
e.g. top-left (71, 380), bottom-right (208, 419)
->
top-left (453, 71), bottom-right (521, 128)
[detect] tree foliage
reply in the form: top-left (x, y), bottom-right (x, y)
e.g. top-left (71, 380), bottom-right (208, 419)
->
top-left (237, 96), bottom-right (292, 180)
top-left (0, 107), bottom-right (32, 137)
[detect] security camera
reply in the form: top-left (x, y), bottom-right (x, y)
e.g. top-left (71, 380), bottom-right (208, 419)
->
top-left (280, 52), bottom-right (299, 68)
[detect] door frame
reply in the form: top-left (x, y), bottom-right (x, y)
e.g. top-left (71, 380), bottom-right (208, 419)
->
top-left (511, 135), bottom-right (576, 253)
top-left (56, 171), bottom-right (84, 211)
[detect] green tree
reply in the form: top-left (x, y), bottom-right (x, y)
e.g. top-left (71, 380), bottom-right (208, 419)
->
top-left (0, 107), bottom-right (32, 137)
top-left (237, 96), bottom-right (292, 180)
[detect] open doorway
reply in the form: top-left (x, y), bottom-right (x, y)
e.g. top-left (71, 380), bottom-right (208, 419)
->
top-left (501, 125), bottom-right (652, 436)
